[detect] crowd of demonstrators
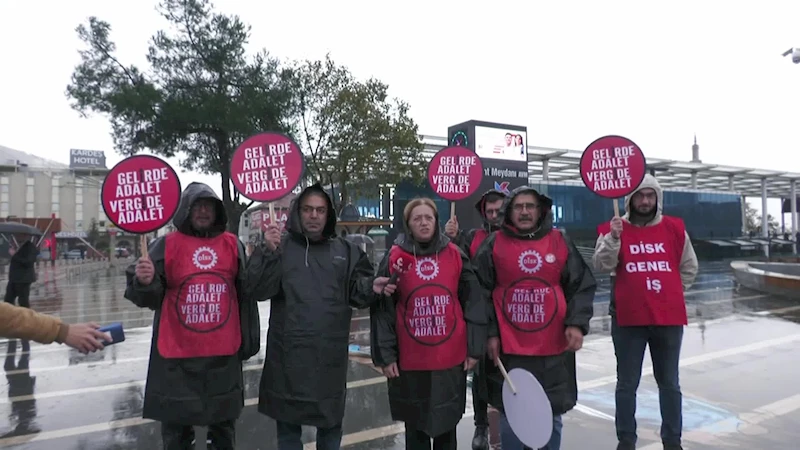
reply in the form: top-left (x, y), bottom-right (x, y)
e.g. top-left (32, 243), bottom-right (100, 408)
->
top-left (116, 173), bottom-right (696, 450)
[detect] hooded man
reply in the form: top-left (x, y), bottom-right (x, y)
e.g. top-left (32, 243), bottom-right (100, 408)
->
top-left (444, 189), bottom-right (506, 450)
top-left (593, 174), bottom-right (698, 450)
top-left (474, 186), bottom-right (596, 450)
top-left (125, 182), bottom-right (259, 450)
top-left (5, 233), bottom-right (38, 309)
top-left (247, 183), bottom-right (393, 450)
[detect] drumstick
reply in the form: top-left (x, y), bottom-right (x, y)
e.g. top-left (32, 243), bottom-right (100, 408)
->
top-left (496, 358), bottom-right (517, 395)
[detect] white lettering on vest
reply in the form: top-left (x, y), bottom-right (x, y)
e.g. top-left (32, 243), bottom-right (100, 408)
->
top-left (624, 261), bottom-right (672, 273)
top-left (628, 242), bottom-right (666, 254)
top-left (409, 294), bottom-right (450, 337)
top-left (508, 287), bottom-right (549, 324)
top-left (180, 283), bottom-right (226, 325)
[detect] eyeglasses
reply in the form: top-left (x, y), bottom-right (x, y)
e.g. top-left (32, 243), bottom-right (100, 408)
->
top-left (512, 202), bottom-right (539, 212)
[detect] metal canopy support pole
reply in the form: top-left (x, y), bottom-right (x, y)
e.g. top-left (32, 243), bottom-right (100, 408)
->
top-left (791, 179), bottom-right (797, 254)
top-left (761, 178), bottom-right (769, 258)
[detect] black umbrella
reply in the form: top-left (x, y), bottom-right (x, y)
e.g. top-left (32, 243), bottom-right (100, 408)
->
top-left (0, 222), bottom-right (43, 236)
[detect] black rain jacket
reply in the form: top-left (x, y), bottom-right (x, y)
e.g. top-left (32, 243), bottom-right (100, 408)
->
top-left (247, 183), bottom-right (377, 428)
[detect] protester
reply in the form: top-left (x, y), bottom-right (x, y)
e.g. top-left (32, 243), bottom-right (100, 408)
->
top-left (5, 233), bottom-right (38, 309)
top-left (0, 301), bottom-right (111, 353)
top-left (474, 186), bottom-right (596, 450)
top-left (443, 189), bottom-right (505, 450)
top-left (371, 197), bottom-right (487, 450)
top-left (247, 183), bottom-right (391, 450)
top-left (125, 182), bottom-right (258, 450)
top-left (593, 174), bottom-right (698, 450)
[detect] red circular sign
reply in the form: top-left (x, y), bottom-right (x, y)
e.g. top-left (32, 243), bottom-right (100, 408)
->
top-left (101, 155), bottom-right (182, 234)
top-left (403, 284), bottom-right (458, 346)
top-left (427, 146), bottom-right (484, 201)
top-left (579, 135), bottom-right (647, 199)
top-left (229, 132), bottom-right (305, 202)
top-left (502, 277), bottom-right (560, 333)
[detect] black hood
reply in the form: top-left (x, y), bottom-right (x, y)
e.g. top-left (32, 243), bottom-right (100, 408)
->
top-left (501, 185), bottom-right (554, 239)
top-left (285, 183), bottom-right (337, 240)
top-left (173, 182), bottom-right (227, 237)
top-left (474, 189), bottom-right (507, 231)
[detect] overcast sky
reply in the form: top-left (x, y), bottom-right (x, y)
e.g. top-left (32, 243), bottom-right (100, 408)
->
top-left (1, 0), bottom-right (798, 223)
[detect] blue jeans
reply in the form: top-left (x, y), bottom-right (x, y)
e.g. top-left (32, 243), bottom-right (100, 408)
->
top-left (611, 318), bottom-right (683, 446)
top-left (276, 421), bottom-right (343, 450)
top-left (499, 413), bottom-right (563, 450)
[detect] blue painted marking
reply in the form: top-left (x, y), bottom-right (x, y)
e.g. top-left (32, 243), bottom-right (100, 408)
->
top-left (578, 387), bottom-right (743, 432)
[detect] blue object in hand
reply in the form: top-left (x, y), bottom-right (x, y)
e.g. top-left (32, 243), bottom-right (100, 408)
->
top-left (98, 322), bottom-right (125, 346)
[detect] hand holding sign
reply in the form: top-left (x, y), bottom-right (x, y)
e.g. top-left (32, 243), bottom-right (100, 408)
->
top-left (444, 216), bottom-right (458, 238)
top-left (428, 146), bottom-right (483, 217)
top-left (135, 256), bottom-right (155, 286)
top-left (580, 135), bottom-right (646, 217)
top-left (263, 224), bottom-right (281, 252)
top-left (101, 155), bottom-right (182, 259)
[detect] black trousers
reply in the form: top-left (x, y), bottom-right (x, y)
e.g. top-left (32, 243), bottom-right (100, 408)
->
top-left (472, 371), bottom-right (489, 428)
top-left (161, 420), bottom-right (236, 450)
top-left (404, 424), bottom-right (457, 450)
top-left (4, 282), bottom-right (31, 308)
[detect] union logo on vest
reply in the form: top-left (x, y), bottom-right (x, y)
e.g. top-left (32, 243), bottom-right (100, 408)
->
top-left (192, 246), bottom-right (218, 270)
top-left (415, 257), bottom-right (440, 281)
top-left (518, 250), bottom-right (543, 274)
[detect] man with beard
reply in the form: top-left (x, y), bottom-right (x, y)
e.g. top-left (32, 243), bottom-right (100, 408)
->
top-left (247, 183), bottom-right (394, 450)
top-left (594, 174), bottom-right (698, 450)
top-left (126, 182), bottom-right (259, 450)
top-left (474, 186), bottom-right (596, 450)
top-left (444, 189), bottom-right (506, 450)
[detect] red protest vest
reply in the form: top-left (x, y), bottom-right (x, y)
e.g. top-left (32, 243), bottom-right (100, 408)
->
top-left (390, 242), bottom-right (467, 371)
top-left (159, 231), bottom-right (242, 359)
top-left (491, 230), bottom-right (569, 356)
top-left (469, 229), bottom-right (490, 259)
top-left (597, 216), bottom-right (687, 326)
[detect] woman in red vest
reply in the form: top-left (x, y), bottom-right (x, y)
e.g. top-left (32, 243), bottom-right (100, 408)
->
top-left (473, 186), bottom-right (596, 450)
top-left (371, 197), bottom-right (488, 450)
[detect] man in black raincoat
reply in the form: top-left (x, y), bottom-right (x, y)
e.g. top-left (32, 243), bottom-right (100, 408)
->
top-left (125, 182), bottom-right (259, 450)
top-left (247, 183), bottom-right (390, 450)
top-left (474, 186), bottom-right (596, 450)
top-left (443, 189), bottom-right (506, 450)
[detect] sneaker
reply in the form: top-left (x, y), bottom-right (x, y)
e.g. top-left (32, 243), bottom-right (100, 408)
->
top-left (471, 425), bottom-right (489, 450)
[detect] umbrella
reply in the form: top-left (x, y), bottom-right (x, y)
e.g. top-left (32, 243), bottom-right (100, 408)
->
top-left (344, 234), bottom-right (374, 245)
top-left (0, 222), bottom-right (42, 236)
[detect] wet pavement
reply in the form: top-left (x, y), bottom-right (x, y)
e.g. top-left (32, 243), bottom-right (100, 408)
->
top-left (1, 260), bottom-right (800, 449)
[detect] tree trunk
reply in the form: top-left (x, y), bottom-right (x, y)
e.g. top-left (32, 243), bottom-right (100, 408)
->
top-left (339, 181), bottom-right (350, 215)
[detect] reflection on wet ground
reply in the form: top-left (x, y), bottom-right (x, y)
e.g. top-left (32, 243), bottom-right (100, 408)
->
top-left (1, 260), bottom-right (799, 449)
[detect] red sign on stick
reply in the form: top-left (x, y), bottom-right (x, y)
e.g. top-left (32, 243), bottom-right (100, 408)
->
top-left (428, 146), bottom-right (484, 201)
top-left (230, 132), bottom-right (305, 202)
top-left (101, 155), bottom-right (182, 234)
top-left (580, 135), bottom-right (647, 199)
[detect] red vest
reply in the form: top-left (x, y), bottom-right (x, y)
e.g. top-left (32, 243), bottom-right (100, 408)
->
top-left (491, 230), bottom-right (569, 356)
top-left (389, 242), bottom-right (467, 371)
top-left (597, 216), bottom-right (687, 326)
top-left (159, 232), bottom-right (242, 359)
top-left (469, 229), bottom-right (490, 259)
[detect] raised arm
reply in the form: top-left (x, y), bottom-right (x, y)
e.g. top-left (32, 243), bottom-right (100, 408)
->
top-left (457, 246), bottom-right (488, 360)
top-left (369, 251), bottom-right (398, 368)
top-left (124, 237), bottom-right (167, 310)
top-left (245, 240), bottom-right (283, 302)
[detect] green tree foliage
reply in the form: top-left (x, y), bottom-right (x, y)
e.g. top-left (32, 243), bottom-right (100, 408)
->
top-left (744, 202), bottom-right (780, 235)
top-left (290, 54), bottom-right (426, 212)
top-left (65, 0), bottom-right (295, 232)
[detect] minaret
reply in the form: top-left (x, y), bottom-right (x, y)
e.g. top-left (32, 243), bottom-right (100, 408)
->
top-left (691, 134), bottom-right (701, 163)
